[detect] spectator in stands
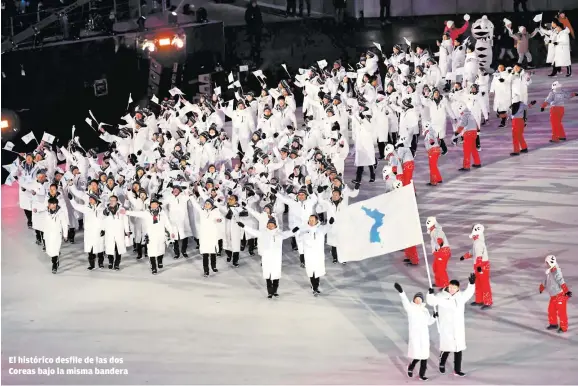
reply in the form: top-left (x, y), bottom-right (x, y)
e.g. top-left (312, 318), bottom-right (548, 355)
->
top-left (299, 0), bottom-right (310, 18)
top-left (245, 0), bottom-right (263, 59)
top-left (380, 0), bottom-right (391, 26)
top-left (513, 0), bottom-right (528, 12)
top-left (333, 0), bottom-right (346, 24)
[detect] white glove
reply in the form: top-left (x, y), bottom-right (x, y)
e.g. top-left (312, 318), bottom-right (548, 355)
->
top-left (464, 14), bottom-right (470, 21)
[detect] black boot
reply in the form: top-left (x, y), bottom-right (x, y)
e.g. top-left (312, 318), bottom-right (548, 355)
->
top-left (136, 243), bottom-right (143, 260)
top-left (108, 255), bottom-right (114, 269)
top-left (217, 239), bottom-right (223, 256)
top-left (272, 279), bottom-right (279, 297)
top-left (210, 254), bottom-right (218, 272)
top-left (299, 254), bottom-right (305, 268)
top-left (566, 66), bottom-right (572, 77)
top-left (114, 253), bottom-right (121, 270)
top-left (454, 351), bottom-right (464, 376)
top-left (87, 252), bottom-right (96, 270)
top-left (418, 359), bottom-right (428, 380)
top-left (194, 238), bottom-right (200, 249)
top-left (407, 359), bottom-right (419, 377)
top-left (439, 352), bottom-right (449, 374)
top-left (78, 219), bottom-right (84, 231)
top-left (68, 228), bottom-right (76, 244)
top-left (98, 253), bottom-right (104, 269)
top-left (51, 256), bottom-right (58, 274)
top-left (291, 237), bottom-right (298, 251)
top-left (158, 255), bottom-right (164, 269)
top-left (149, 256), bottom-right (158, 275)
top-left (133, 241), bottom-right (137, 252)
top-left (440, 138), bottom-right (448, 155)
top-left (173, 238), bottom-right (181, 259)
top-left (266, 279), bottom-right (273, 298)
top-left (181, 238), bottom-right (189, 258)
top-left (232, 252), bottom-right (240, 267)
top-left (248, 239), bottom-right (256, 256)
top-left (225, 250), bottom-right (232, 262)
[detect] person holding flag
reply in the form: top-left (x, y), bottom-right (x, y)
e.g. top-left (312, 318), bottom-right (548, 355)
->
top-left (17, 153), bottom-right (39, 228)
top-left (393, 282), bottom-right (437, 381)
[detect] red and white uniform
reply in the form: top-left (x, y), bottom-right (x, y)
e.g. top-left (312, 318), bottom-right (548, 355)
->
top-left (426, 217), bottom-right (450, 288)
top-left (540, 255), bottom-right (571, 332)
top-left (462, 224), bottom-right (492, 307)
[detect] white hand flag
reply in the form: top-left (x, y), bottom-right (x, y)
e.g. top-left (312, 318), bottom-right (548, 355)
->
top-left (3, 141), bottom-right (15, 151)
top-left (169, 87), bottom-right (185, 96)
top-left (127, 93), bottom-right (133, 109)
top-left (373, 42), bottom-right (382, 52)
top-left (214, 86), bottom-right (222, 95)
top-left (4, 174), bottom-right (16, 186)
top-left (151, 95), bottom-right (159, 104)
top-left (403, 37), bottom-right (411, 46)
top-left (228, 72), bottom-right (234, 83)
top-left (281, 63), bottom-right (291, 76)
top-left (317, 60), bottom-right (328, 69)
top-left (42, 132), bottom-right (56, 144)
top-left (21, 131), bottom-right (36, 144)
top-left (533, 13), bottom-right (543, 23)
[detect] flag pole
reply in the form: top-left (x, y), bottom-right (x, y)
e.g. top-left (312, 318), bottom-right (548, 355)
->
top-left (421, 233), bottom-right (440, 332)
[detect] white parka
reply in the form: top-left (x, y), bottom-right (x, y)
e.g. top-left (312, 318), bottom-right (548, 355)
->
top-left (244, 226), bottom-right (294, 280)
top-left (300, 223), bottom-right (329, 278)
top-left (164, 191), bottom-right (194, 239)
top-left (399, 291), bottom-right (436, 359)
top-left (426, 284), bottom-right (475, 352)
top-left (42, 207), bottom-right (69, 257)
top-left (190, 199), bottom-right (223, 254)
top-left (351, 116), bottom-right (376, 167)
top-left (70, 200), bottom-right (105, 254)
top-left (125, 209), bottom-right (174, 257)
top-left (18, 162), bottom-right (38, 210)
top-left (101, 207), bottom-right (130, 256)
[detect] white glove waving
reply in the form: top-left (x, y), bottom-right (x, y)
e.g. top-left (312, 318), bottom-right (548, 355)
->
top-left (463, 14), bottom-right (470, 21)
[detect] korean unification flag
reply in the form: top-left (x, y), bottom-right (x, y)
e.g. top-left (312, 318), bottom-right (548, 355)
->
top-left (335, 182), bottom-right (424, 263)
top-left (21, 131), bottom-right (36, 144)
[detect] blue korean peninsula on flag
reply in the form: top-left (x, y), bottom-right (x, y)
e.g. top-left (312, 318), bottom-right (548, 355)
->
top-left (335, 183), bottom-right (424, 263)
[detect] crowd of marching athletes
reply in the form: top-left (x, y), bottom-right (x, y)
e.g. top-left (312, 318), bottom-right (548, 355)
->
top-left (9, 10), bottom-right (574, 377)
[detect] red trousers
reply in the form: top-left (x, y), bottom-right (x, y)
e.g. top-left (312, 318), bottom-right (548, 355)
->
top-left (512, 117), bottom-right (527, 153)
top-left (404, 245), bottom-right (419, 265)
top-left (548, 293), bottom-right (569, 331)
top-left (549, 106), bottom-right (566, 141)
top-left (427, 147), bottom-right (442, 184)
top-left (432, 246), bottom-right (451, 287)
top-left (462, 130), bottom-right (481, 169)
top-left (474, 259), bottom-right (493, 305)
top-left (402, 160), bottom-right (415, 186)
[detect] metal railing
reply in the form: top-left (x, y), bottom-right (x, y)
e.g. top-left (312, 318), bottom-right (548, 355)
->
top-left (1, 0), bottom-right (135, 41)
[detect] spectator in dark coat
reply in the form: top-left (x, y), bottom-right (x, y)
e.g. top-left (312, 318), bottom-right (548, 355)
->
top-left (245, 0), bottom-right (263, 59)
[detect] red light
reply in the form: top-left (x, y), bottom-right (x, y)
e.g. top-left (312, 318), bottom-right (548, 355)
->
top-left (158, 38), bottom-right (171, 46)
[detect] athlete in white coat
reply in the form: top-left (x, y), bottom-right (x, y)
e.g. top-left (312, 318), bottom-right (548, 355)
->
top-left (298, 214), bottom-right (329, 296)
top-left (70, 192), bottom-right (105, 269)
top-left (18, 154), bottom-right (39, 228)
top-left (43, 197), bottom-right (69, 274)
top-left (426, 273), bottom-right (476, 377)
top-left (190, 196), bottom-right (223, 276)
top-left (164, 185), bottom-right (193, 259)
top-left (123, 199), bottom-right (175, 275)
top-left (101, 196), bottom-right (130, 271)
top-left (240, 218), bottom-right (295, 298)
top-left (394, 283), bottom-right (437, 381)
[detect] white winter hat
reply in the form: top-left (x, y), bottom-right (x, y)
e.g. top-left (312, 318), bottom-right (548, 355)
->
top-left (545, 255), bottom-right (557, 268)
top-left (382, 165), bottom-right (393, 180)
top-left (482, 15), bottom-right (488, 20)
top-left (469, 224), bottom-right (484, 239)
top-left (384, 144), bottom-right (395, 157)
top-left (518, 26), bottom-right (526, 33)
top-left (552, 81), bottom-right (562, 90)
top-left (503, 18), bottom-right (512, 25)
top-left (446, 20), bottom-right (454, 28)
top-left (426, 217), bottom-right (437, 233)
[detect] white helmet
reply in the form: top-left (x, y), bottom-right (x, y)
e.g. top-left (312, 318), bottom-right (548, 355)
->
top-left (552, 81), bottom-right (561, 90)
top-left (469, 223), bottom-right (485, 239)
top-left (457, 102), bottom-right (467, 114)
top-left (384, 144), bottom-right (395, 156)
top-left (393, 180), bottom-right (403, 190)
top-left (545, 255), bottom-right (557, 268)
top-left (382, 165), bottom-right (393, 180)
top-left (425, 216), bottom-right (437, 234)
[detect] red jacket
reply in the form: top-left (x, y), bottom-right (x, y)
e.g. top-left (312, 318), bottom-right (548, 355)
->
top-left (444, 21), bottom-right (469, 41)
